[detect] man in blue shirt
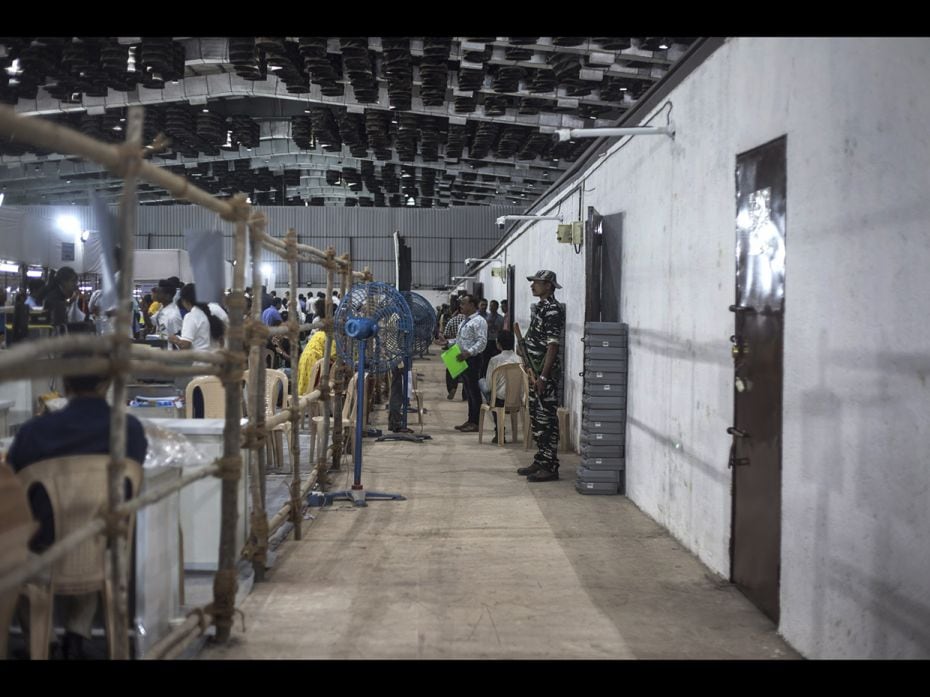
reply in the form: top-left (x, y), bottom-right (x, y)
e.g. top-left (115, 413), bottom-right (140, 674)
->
top-left (7, 359), bottom-right (148, 659)
top-left (262, 297), bottom-right (283, 326)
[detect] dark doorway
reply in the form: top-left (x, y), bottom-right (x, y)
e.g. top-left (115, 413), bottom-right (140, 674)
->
top-left (506, 264), bottom-right (515, 328)
top-left (729, 136), bottom-right (787, 623)
top-left (585, 207), bottom-right (623, 324)
top-left (600, 212), bottom-right (623, 323)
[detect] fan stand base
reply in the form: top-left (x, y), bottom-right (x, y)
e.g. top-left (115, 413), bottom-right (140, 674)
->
top-left (376, 433), bottom-right (431, 443)
top-left (312, 486), bottom-right (407, 508)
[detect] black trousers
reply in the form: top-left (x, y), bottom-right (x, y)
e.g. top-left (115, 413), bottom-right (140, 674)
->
top-left (461, 355), bottom-right (483, 425)
top-left (388, 365), bottom-right (405, 431)
top-left (481, 341), bottom-right (500, 378)
top-left (446, 367), bottom-right (466, 400)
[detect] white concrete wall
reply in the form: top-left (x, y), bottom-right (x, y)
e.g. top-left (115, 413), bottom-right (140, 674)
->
top-left (475, 37), bottom-right (930, 659)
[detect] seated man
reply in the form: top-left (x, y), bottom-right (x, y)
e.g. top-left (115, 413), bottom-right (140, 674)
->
top-left (6, 357), bottom-right (148, 659)
top-left (478, 330), bottom-right (524, 440)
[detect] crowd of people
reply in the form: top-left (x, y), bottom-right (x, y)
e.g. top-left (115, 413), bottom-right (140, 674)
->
top-left (434, 270), bottom-right (564, 482)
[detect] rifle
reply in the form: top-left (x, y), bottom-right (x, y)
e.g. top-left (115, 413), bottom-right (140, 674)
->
top-left (512, 321), bottom-right (539, 385)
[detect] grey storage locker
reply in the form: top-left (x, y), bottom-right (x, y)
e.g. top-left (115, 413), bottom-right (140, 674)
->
top-left (576, 321), bottom-right (629, 496)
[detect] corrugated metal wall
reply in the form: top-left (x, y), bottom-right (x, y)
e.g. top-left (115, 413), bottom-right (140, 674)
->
top-left (13, 204), bottom-right (522, 288)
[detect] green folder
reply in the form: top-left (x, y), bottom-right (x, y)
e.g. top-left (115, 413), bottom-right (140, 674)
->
top-left (441, 343), bottom-right (468, 378)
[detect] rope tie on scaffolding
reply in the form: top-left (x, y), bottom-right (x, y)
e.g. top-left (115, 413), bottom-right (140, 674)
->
top-left (245, 318), bottom-right (271, 346)
top-left (221, 193), bottom-right (251, 223)
top-left (241, 425), bottom-right (268, 450)
top-left (101, 509), bottom-right (130, 540)
top-left (113, 141), bottom-right (144, 180)
top-left (205, 567), bottom-right (239, 632)
top-left (215, 455), bottom-right (241, 482)
top-left (217, 350), bottom-right (244, 386)
top-left (243, 512), bottom-right (268, 564)
top-left (142, 132), bottom-right (171, 159)
top-left (288, 480), bottom-right (302, 524)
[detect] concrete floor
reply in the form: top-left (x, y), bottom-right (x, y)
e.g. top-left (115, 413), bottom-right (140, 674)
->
top-left (201, 356), bottom-right (800, 660)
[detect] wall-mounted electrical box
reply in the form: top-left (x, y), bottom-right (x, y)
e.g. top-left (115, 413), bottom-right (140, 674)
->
top-left (557, 222), bottom-right (584, 245)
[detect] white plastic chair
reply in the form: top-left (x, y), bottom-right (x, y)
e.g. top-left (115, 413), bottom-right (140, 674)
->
top-left (478, 363), bottom-right (531, 448)
top-left (16, 455), bottom-right (142, 660)
top-left (243, 369), bottom-right (293, 472)
top-left (0, 463), bottom-right (37, 660)
top-left (184, 376), bottom-right (227, 419)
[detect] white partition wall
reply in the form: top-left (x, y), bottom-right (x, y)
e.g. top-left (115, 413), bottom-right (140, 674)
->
top-left (472, 37), bottom-right (930, 659)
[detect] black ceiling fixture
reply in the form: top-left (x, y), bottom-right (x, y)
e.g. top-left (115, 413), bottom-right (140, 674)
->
top-left (0, 36), bottom-right (697, 207)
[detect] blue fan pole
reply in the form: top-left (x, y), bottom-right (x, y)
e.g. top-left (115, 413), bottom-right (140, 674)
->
top-left (318, 316), bottom-right (406, 507)
top-left (352, 337), bottom-right (367, 489)
top-left (401, 354), bottom-right (410, 429)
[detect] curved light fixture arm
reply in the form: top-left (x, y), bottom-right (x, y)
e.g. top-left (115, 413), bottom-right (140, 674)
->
top-left (554, 124), bottom-right (675, 142)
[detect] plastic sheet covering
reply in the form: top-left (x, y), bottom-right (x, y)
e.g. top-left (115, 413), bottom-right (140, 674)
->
top-left (138, 419), bottom-right (211, 470)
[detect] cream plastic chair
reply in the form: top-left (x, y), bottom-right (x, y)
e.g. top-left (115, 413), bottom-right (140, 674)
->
top-left (478, 363), bottom-right (531, 448)
top-left (0, 463), bottom-right (37, 660)
top-left (16, 455), bottom-right (143, 660)
top-left (243, 369), bottom-right (293, 472)
top-left (309, 370), bottom-right (366, 463)
top-left (184, 376), bottom-right (227, 419)
top-left (410, 371), bottom-right (424, 428)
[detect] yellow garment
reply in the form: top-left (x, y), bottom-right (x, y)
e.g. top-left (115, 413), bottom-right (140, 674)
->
top-left (147, 301), bottom-right (162, 314)
top-left (297, 331), bottom-right (337, 395)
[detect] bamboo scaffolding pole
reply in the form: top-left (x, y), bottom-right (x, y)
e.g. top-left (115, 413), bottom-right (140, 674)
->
top-left (254, 229), bottom-right (366, 280)
top-left (0, 106), bottom-right (238, 220)
top-left (265, 320), bottom-right (322, 337)
top-left (127, 361), bottom-right (222, 378)
top-left (0, 105), bottom-right (376, 656)
top-left (0, 333), bottom-right (113, 368)
top-left (143, 608), bottom-right (212, 660)
top-left (262, 389), bottom-right (321, 430)
top-left (254, 229), bottom-right (330, 265)
top-left (129, 345), bottom-right (227, 365)
top-left (245, 213), bottom-right (269, 582)
top-left (285, 229), bottom-right (303, 540)
top-left (267, 466), bottom-right (319, 537)
top-left (0, 357), bottom-right (220, 383)
top-left (0, 357), bottom-right (112, 383)
top-left (103, 105), bottom-right (143, 660)
top-left (0, 518), bottom-right (105, 594)
top-left (212, 206), bottom-right (249, 644)
top-left (316, 257), bottom-right (335, 484)
top-left (330, 260), bottom-right (352, 471)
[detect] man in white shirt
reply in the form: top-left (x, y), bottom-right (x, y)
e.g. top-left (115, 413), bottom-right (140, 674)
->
top-left (439, 293), bottom-right (487, 432)
top-left (479, 330), bottom-right (523, 404)
top-left (152, 280), bottom-right (182, 348)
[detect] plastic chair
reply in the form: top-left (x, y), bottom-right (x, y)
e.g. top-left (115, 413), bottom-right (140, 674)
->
top-left (16, 455), bottom-right (143, 660)
top-left (0, 463), bottom-right (37, 660)
top-left (478, 363), bottom-right (531, 449)
top-left (243, 369), bottom-right (293, 473)
top-left (184, 376), bottom-right (227, 419)
top-left (409, 370), bottom-right (424, 428)
top-left (310, 370), bottom-right (367, 462)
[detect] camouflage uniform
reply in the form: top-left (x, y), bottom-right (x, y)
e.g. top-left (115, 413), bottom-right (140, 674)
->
top-left (524, 296), bottom-right (564, 472)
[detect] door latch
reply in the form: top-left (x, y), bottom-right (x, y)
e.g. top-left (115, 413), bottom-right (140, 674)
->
top-left (727, 427), bottom-right (750, 438)
top-left (728, 304), bottom-right (757, 314)
top-left (730, 334), bottom-right (750, 359)
top-left (728, 443), bottom-right (750, 468)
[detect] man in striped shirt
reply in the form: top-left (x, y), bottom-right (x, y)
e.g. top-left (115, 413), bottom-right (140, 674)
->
top-left (442, 301), bottom-right (468, 400)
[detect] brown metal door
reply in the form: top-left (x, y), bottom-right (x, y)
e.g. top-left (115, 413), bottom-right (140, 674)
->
top-left (730, 136), bottom-right (786, 623)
